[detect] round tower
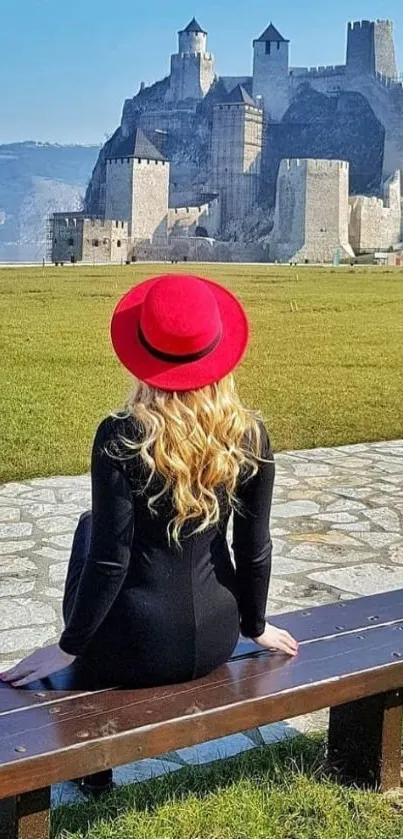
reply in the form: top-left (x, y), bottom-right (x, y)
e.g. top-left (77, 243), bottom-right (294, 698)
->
top-left (178, 18), bottom-right (207, 54)
top-left (252, 22), bottom-right (290, 122)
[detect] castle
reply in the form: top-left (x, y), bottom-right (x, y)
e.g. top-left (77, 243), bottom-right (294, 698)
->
top-left (51, 17), bottom-right (403, 264)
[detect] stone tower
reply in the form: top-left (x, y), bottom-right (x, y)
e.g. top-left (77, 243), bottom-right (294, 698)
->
top-left (105, 128), bottom-right (170, 242)
top-left (252, 23), bottom-right (290, 122)
top-left (346, 20), bottom-right (398, 79)
top-left (270, 159), bottom-right (354, 262)
top-left (210, 85), bottom-right (263, 228)
top-left (167, 18), bottom-right (215, 103)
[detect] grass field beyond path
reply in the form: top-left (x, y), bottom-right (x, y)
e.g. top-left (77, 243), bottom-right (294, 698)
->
top-left (1, 264), bottom-right (403, 482)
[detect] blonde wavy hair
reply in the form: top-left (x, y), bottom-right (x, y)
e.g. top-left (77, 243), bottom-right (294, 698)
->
top-left (109, 373), bottom-right (268, 545)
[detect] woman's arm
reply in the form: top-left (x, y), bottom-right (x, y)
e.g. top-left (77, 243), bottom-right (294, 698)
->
top-left (58, 418), bottom-right (134, 656)
top-left (232, 421), bottom-right (275, 638)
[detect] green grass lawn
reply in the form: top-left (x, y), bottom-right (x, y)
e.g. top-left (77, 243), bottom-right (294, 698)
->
top-left (1, 263), bottom-right (403, 483)
top-left (52, 735), bottom-right (403, 839)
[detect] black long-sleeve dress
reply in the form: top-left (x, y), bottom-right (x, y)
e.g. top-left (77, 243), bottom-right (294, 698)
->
top-left (59, 414), bottom-right (275, 687)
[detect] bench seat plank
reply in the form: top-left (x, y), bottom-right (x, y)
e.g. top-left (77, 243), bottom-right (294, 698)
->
top-left (0, 621), bottom-right (403, 798)
top-left (1, 590), bottom-right (402, 717)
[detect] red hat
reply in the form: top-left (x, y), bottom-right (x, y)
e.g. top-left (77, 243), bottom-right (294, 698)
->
top-left (110, 274), bottom-right (249, 392)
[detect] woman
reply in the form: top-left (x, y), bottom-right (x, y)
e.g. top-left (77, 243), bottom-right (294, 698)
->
top-left (0, 274), bottom-right (298, 792)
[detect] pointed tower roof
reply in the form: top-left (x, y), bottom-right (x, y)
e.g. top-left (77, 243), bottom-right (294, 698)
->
top-left (226, 84), bottom-right (257, 107)
top-left (254, 23), bottom-right (289, 43)
top-left (180, 17), bottom-right (207, 34)
top-left (107, 128), bottom-right (167, 161)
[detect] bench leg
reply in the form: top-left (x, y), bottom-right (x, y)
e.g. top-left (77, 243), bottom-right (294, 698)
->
top-left (328, 689), bottom-right (403, 791)
top-left (0, 787), bottom-right (50, 839)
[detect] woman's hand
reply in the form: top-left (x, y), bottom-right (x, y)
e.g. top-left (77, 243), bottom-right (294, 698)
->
top-left (252, 622), bottom-right (299, 656)
top-left (0, 644), bottom-right (76, 687)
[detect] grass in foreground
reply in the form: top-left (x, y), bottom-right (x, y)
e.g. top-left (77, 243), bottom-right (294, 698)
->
top-left (52, 734), bottom-right (403, 839)
top-left (1, 263), bottom-right (403, 482)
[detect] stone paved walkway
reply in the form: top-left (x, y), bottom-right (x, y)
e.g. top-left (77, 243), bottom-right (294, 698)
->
top-left (1, 437), bottom-right (403, 806)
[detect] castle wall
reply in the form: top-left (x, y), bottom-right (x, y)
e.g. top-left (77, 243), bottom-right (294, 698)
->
top-left (252, 40), bottom-right (290, 121)
top-left (131, 158), bottom-right (169, 241)
top-left (341, 72), bottom-right (403, 182)
top-left (290, 66), bottom-right (346, 96)
top-left (349, 169), bottom-right (401, 252)
top-left (51, 215), bottom-right (128, 263)
top-left (270, 159), bottom-right (354, 262)
top-left (168, 199), bottom-right (221, 237)
top-left (132, 236), bottom-right (268, 263)
top-left (81, 219), bottom-right (128, 263)
top-left (105, 159), bottom-right (133, 227)
top-left (289, 63), bottom-right (403, 186)
top-left (168, 53), bottom-right (215, 102)
top-left (51, 214), bottom-right (84, 263)
top-left (211, 103), bottom-right (262, 226)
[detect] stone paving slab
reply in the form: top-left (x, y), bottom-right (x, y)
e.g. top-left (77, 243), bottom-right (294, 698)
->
top-left (1, 438), bottom-right (402, 805)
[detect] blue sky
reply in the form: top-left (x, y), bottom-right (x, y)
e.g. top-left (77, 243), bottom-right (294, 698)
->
top-left (0, 0), bottom-right (401, 145)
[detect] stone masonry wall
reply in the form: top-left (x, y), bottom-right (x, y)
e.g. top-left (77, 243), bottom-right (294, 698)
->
top-left (211, 103), bottom-right (262, 226)
top-left (303, 160), bottom-right (353, 261)
top-left (131, 158), bottom-right (170, 241)
top-left (270, 159), bottom-right (354, 263)
top-left (341, 72), bottom-right (403, 183)
top-left (132, 236), bottom-right (268, 263)
top-left (51, 216), bottom-right (128, 263)
top-left (373, 20), bottom-right (398, 79)
top-left (168, 199), bottom-right (220, 237)
top-left (168, 54), bottom-right (215, 102)
top-left (291, 68), bottom-right (403, 185)
top-left (105, 159), bottom-right (133, 227)
top-left (349, 169), bottom-right (402, 252)
top-left (81, 219), bottom-right (128, 263)
top-left (253, 40), bottom-right (290, 122)
top-left (269, 160), bottom-right (306, 261)
top-left (51, 215), bottom-right (84, 263)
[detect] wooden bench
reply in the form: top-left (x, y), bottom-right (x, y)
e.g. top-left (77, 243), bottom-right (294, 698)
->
top-left (1, 589), bottom-right (403, 839)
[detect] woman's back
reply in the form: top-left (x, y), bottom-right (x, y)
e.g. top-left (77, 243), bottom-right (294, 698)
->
top-left (59, 412), bottom-right (274, 687)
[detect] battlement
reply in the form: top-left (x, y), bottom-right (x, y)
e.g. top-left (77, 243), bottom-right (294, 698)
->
top-left (52, 215), bottom-right (128, 229)
top-left (283, 159), bottom-right (349, 171)
top-left (375, 71), bottom-right (403, 89)
top-left (347, 19), bottom-right (394, 31)
top-left (177, 52), bottom-right (213, 60)
top-left (290, 65), bottom-right (346, 78)
top-left (107, 157), bottom-right (167, 166)
top-left (348, 20), bottom-right (372, 31)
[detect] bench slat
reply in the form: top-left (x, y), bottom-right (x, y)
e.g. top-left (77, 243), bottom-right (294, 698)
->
top-left (2, 590), bottom-right (402, 716)
top-left (0, 622), bottom-right (403, 797)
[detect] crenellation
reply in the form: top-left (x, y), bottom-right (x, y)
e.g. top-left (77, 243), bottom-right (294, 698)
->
top-left (293, 65), bottom-right (346, 77)
top-left (349, 20), bottom-right (372, 31)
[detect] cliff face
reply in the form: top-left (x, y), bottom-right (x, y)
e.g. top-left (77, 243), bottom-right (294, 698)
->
top-left (0, 143), bottom-right (99, 261)
top-left (264, 87), bottom-right (385, 204)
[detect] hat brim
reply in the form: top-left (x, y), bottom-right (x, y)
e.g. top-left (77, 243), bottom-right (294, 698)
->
top-left (110, 275), bottom-right (249, 391)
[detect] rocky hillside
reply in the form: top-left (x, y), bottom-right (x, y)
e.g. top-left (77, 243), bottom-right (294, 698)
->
top-left (0, 143), bottom-right (100, 262)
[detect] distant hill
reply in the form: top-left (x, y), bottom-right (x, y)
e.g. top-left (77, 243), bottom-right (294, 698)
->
top-left (0, 142), bottom-right (100, 262)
